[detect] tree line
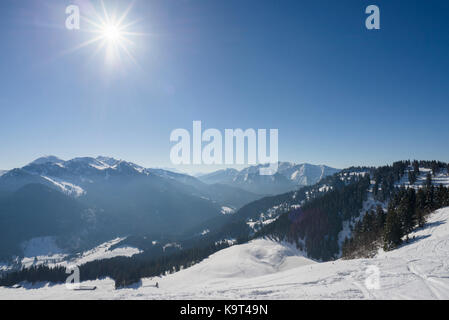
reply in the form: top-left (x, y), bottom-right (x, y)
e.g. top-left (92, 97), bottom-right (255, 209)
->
top-left (255, 174), bottom-right (371, 261)
top-left (0, 241), bottom-right (235, 289)
top-left (343, 176), bottom-right (449, 258)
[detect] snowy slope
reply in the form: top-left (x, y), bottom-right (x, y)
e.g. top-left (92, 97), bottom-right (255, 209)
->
top-left (41, 176), bottom-right (86, 198)
top-left (68, 238), bottom-right (142, 266)
top-left (1, 207), bottom-right (449, 299)
top-left (337, 166), bottom-right (449, 257)
top-left (17, 238), bottom-right (141, 270)
top-left (396, 167), bottom-right (449, 189)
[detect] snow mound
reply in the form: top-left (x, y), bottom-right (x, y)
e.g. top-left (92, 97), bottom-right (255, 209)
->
top-left (170, 239), bottom-right (314, 283)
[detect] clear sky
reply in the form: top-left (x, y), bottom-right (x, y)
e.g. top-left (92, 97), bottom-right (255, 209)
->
top-left (0, 0), bottom-right (448, 173)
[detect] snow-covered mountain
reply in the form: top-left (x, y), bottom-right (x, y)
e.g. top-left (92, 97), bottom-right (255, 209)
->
top-left (2, 206), bottom-right (449, 299)
top-left (1, 157), bottom-right (337, 199)
top-left (278, 162), bottom-right (340, 186)
top-left (0, 170), bottom-right (7, 177)
top-left (0, 156), bottom-right (258, 204)
top-left (0, 156), bottom-right (263, 259)
top-left (198, 162), bottom-right (340, 195)
top-left (29, 156), bottom-right (65, 166)
top-left (0, 156), bottom-right (142, 197)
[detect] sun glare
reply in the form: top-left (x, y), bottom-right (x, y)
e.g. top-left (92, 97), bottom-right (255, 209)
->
top-left (66, 0), bottom-right (144, 66)
top-left (103, 24), bottom-right (121, 42)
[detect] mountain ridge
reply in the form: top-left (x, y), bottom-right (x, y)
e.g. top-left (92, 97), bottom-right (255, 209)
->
top-left (0, 156), bottom-right (265, 258)
top-left (198, 162), bottom-right (340, 194)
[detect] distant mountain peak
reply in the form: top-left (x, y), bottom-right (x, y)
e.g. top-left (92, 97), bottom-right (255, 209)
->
top-left (198, 162), bottom-right (340, 195)
top-left (29, 156), bottom-right (64, 166)
top-left (96, 156), bottom-right (121, 167)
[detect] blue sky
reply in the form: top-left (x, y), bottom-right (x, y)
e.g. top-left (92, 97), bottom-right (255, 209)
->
top-left (0, 0), bottom-right (448, 172)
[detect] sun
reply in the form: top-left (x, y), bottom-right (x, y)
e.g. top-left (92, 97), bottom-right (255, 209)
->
top-left (102, 24), bottom-right (121, 43)
top-left (67, 0), bottom-right (144, 66)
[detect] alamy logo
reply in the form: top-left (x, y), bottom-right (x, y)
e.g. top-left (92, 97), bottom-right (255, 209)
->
top-left (65, 5), bottom-right (80, 30)
top-left (365, 5), bottom-right (380, 30)
top-left (170, 121), bottom-right (279, 175)
top-left (365, 266), bottom-right (381, 290)
top-left (65, 265), bottom-right (80, 290)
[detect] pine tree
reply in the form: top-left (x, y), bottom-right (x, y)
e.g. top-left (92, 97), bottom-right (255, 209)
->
top-left (400, 188), bottom-right (416, 235)
top-left (426, 173), bottom-right (432, 189)
top-left (383, 205), bottom-right (403, 251)
top-left (416, 188), bottom-right (426, 210)
top-left (375, 205), bottom-right (386, 231)
top-left (408, 170), bottom-right (417, 185)
top-left (425, 185), bottom-right (435, 212)
top-left (373, 181), bottom-right (379, 197)
top-left (416, 208), bottom-right (426, 228)
top-left (413, 160), bottom-right (420, 174)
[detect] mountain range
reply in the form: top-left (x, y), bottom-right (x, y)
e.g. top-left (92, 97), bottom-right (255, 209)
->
top-left (2, 159), bottom-right (449, 298)
top-left (198, 162), bottom-right (340, 194)
top-left (0, 156), bottom-right (253, 258)
top-left (0, 156), bottom-right (338, 259)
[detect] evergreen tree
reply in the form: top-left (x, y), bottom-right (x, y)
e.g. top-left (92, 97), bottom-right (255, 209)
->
top-left (413, 160), bottom-right (420, 174)
top-left (426, 173), bottom-right (432, 189)
top-left (402, 188), bottom-right (416, 235)
top-left (384, 205), bottom-right (403, 251)
top-left (416, 188), bottom-right (426, 210)
top-left (425, 185), bottom-right (435, 212)
top-left (408, 170), bottom-right (417, 185)
top-left (373, 181), bottom-right (379, 197)
top-left (416, 208), bottom-right (426, 228)
top-left (375, 205), bottom-right (386, 231)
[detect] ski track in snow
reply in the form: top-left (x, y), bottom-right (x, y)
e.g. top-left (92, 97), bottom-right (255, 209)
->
top-left (1, 207), bottom-right (449, 300)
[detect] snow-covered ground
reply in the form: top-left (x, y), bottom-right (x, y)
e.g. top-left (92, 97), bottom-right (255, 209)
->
top-left (1, 207), bottom-right (449, 300)
top-left (396, 167), bottom-right (449, 189)
top-left (8, 238), bottom-right (142, 270)
top-left (70, 238), bottom-right (142, 266)
top-left (21, 237), bottom-right (68, 269)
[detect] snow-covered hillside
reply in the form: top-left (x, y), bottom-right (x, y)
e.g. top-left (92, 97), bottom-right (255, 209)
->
top-left (397, 167), bottom-right (449, 189)
top-left (2, 207), bottom-right (449, 299)
top-left (16, 238), bottom-right (141, 270)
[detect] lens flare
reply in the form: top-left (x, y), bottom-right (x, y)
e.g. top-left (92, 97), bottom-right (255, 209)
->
top-left (65, 0), bottom-right (145, 66)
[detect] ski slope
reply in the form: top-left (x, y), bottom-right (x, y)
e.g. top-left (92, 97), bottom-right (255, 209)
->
top-left (1, 207), bottom-right (449, 300)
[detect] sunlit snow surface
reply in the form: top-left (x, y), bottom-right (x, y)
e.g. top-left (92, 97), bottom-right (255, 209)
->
top-left (1, 207), bottom-right (449, 299)
top-left (17, 238), bottom-right (141, 270)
